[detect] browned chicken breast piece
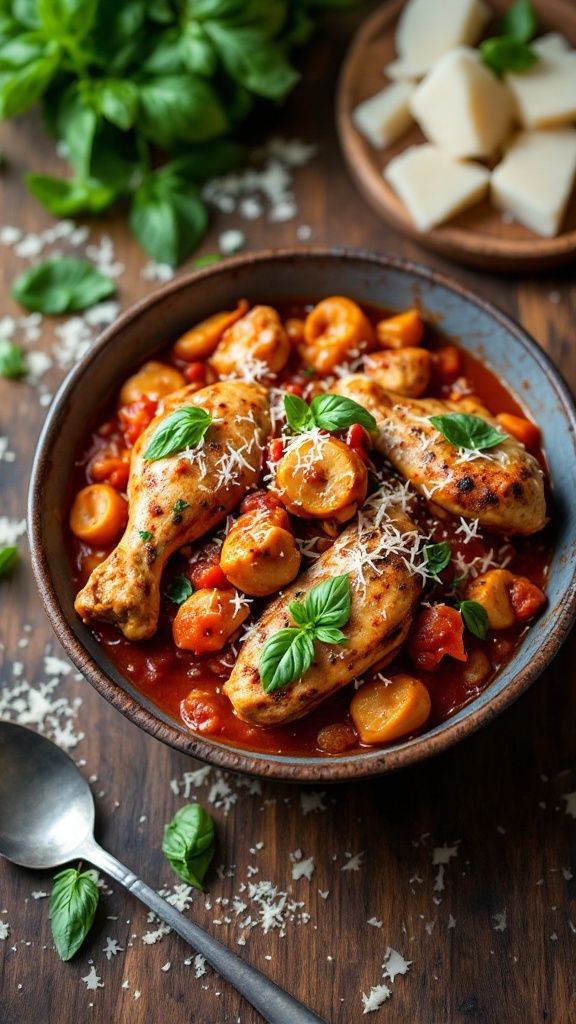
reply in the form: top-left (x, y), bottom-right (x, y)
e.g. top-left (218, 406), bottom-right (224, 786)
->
top-left (331, 375), bottom-right (547, 536)
top-left (75, 381), bottom-right (270, 641)
top-left (223, 506), bottom-right (423, 727)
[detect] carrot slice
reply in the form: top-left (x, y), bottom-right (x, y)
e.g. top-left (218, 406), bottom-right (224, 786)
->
top-left (69, 484), bottom-right (128, 546)
top-left (496, 413), bottom-right (540, 452)
top-left (376, 309), bottom-right (424, 349)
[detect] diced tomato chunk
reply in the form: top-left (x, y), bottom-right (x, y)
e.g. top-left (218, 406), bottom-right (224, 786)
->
top-left (240, 487), bottom-right (284, 517)
top-left (118, 397), bottom-right (157, 447)
top-left (508, 577), bottom-right (546, 621)
top-left (183, 361), bottom-right (208, 385)
top-left (408, 604), bottom-right (467, 671)
top-left (266, 437), bottom-right (284, 469)
top-left (345, 423), bottom-right (371, 464)
top-left (181, 690), bottom-right (223, 734)
top-left (284, 382), bottom-right (304, 397)
top-left (190, 562), bottom-right (229, 591)
top-left (90, 454), bottom-right (130, 491)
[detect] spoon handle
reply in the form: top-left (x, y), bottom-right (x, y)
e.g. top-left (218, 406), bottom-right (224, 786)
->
top-left (81, 838), bottom-right (328, 1024)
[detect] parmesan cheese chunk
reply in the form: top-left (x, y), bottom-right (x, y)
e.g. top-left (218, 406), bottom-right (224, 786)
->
top-left (491, 129), bottom-right (576, 237)
top-left (410, 47), bottom-right (514, 159)
top-left (384, 144), bottom-right (490, 231)
top-left (532, 33), bottom-right (572, 62)
top-left (393, 0), bottom-right (491, 77)
top-left (352, 81), bottom-right (416, 149)
top-left (505, 53), bottom-right (576, 129)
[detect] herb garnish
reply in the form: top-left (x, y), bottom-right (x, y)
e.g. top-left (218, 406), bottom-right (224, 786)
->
top-left (0, 340), bottom-right (26, 378)
top-left (284, 394), bottom-right (377, 435)
top-left (172, 498), bottom-right (190, 523)
top-left (49, 866), bottom-right (99, 962)
top-left (143, 405), bottom-right (212, 461)
top-left (429, 413), bottom-right (507, 452)
top-left (165, 575), bottom-right (193, 605)
top-left (11, 258), bottom-right (115, 314)
top-left (423, 541), bottom-right (451, 581)
top-left (139, 530), bottom-right (153, 541)
top-left (259, 574), bottom-right (351, 693)
top-left (480, 0), bottom-right (538, 75)
top-left (457, 600), bottom-right (490, 641)
top-left (162, 804), bottom-right (216, 891)
top-left (0, 545), bottom-right (19, 577)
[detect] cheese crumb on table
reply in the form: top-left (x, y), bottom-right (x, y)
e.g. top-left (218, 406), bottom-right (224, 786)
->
top-left (384, 144), bottom-right (490, 231)
top-left (352, 81), bottom-right (416, 149)
top-left (491, 129), bottom-right (576, 237)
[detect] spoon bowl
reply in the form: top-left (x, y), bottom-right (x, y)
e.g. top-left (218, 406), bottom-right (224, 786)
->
top-left (0, 720), bottom-right (327, 1024)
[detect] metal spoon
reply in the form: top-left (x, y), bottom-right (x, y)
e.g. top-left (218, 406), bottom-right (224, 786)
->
top-left (0, 721), bottom-right (327, 1024)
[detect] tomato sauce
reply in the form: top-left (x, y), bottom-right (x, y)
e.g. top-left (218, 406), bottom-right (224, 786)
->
top-left (67, 300), bottom-right (553, 757)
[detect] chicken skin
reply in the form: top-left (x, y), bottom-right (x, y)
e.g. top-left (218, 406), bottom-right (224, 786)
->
top-left (223, 506), bottom-right (423, 727)
top-left (75, 382), bottom-right (270, 641)
top-left (331, 376), bottom-right (546, 536)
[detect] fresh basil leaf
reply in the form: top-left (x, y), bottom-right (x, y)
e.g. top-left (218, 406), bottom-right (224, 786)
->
top-left (192, 0), bottom-right (287, 38)
top-left (181, 21), bottom-right (217, 76)
top-left (260, 627), bottom-right (315, 693)
top-left (11, 257), bottom-right (115, 314)
top-left (143, 404), bottom-right (212, 460)
top-left (457, 600), bottom-right (490, 641)
top-left (26, 174), bottom-right (118, 215)
top-left (57, 89), bottom-right (99, 177)
top-left (138, 74), bottom-right (228, 148)
top-left (168, 140), bottom-right (248, 180)
top-left (162, 803), bottom-right (216, 890)
top-left (423, 541), bottom-right (451, 579)
top-left (304, 573), bottom-right (351, 629)
top-left (498, 0), bottom-right (537, 43)
top-left (313, 626), bottom-right (348, 645)
top-left (38, 0), bottom-right (97, 42)
top-left (172, 497), bottom-right (190, 522)
top-left (193, 253), bottom-right (221, 267)
top-left (310, 394), bottom-right (377, 433)
top-left (165, 574), bottom-right (193, 605)
top-left (288, 599), bottom-right (309, 627)
top-left (130, 172), bottom-right (208, 266)
top-left (0, 545), bottom-right (19, 576)
top-left (49, 867), bottom-right (99, 962)
top-left (0, 47), bottom-right (60, 117)
top-left (87, 122), bottom-right (140, 191)
top-left (141, 27), bottom-right (184, 74)
top-left (0, 31), bottom-right (46, 68)
top-left (283, 393), bottom-right (315, 432)
top-left (429, 413), bottom-right (507, 452)
top-left (480, 36), bottom-right (537, 75)
top-left (12, 0), bottom-right (41, 29)
top-left (0, 339), bottom-right (26, 377)
top-left (93, 79), bottom-right (139, 131)
top-left (148, 0), bottom-right (174, 23)
top-left (204, 23), bottom-right (299, 100)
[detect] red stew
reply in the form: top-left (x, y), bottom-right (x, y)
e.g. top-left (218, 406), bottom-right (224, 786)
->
top-left (68, 298), bottom-right (552, 757)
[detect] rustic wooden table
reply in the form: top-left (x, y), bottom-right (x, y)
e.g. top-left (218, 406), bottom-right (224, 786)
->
top-left (1, 8), bottom-right (575, 1023)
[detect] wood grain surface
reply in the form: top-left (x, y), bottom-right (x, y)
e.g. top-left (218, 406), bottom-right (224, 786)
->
top-left (1, 6), bottom-right (576, 1023)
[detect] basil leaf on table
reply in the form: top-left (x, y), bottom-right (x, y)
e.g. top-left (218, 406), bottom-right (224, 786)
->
top-left (283, 393), bottom-right (377, 434)
top-left (0, 545), bottom-right (19, 576)
top-left (25, 174), bottom-right (118, 216)
top-left (165, 575), bottom-right (193, 605)
top-left (130, 170), bottom-right (208, 267)
top-left (0, 47), bottom-right (60, 118)
top-left (162, 803), bottom-right (216, 890)
top-left (49, 867), bottom-right (99, 961)
top-left (498, 0), bottom-right (537, 43)
top-left (457, 600), bottom-right (490, 641)
top-left (11, 258), bottom-right (115, 314)
top-left (92, 79), bottom-right (139, 131)
top-left (203, 23), bottom-right (300, 100)
top-left (138, 75), bottom-right (228, 149)
top-left (423, 541), bottom-right (451, 580)
top-left (0, 339), bottom-right (26, 378)
top-left (429, 413), bottom-right (507, 452)
top-left (143, 405), bottom-right (212, 460)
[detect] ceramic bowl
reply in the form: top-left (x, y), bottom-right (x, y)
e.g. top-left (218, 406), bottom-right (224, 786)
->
top-left (28, 248), bottom-right (576, 782)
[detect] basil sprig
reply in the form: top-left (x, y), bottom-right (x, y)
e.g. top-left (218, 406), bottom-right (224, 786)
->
top-left (259, 574), bottom-right (351, 693)
top-left (480, 0), bottom-right (538, 75)
top-left (49, 867), bottom-right (99, 962)
top-left (11, 258), bottom-right (116, 314)
top-left (143, 405), bottom-right (212, 461)
top-left (429, 413), bottom-right (507, 452)
top-left (162, 804), bottom-right (216, 891)
top-left (0, 339), bottom-right (26, 378)
top-left (0, 545), bottom-right (19, 577)
top-left (284, 394), bottom-right (377, 434)
top-left (457, 600), bottom-right (490, 641)
top-left (423, 541), bottom-right (451, 581)
top-left (165, 575), bottom-right (193, 605)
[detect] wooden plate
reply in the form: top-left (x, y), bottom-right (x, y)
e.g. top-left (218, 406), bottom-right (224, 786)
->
top-left (336, 0), bottom-right (576, 272)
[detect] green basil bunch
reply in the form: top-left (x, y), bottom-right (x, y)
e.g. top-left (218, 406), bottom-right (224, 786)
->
top-left (0, 0), bottom-right (359, 265)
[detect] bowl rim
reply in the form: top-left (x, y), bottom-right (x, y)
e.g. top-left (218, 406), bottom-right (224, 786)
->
top-left (28, 245), bottom-right (576, 782)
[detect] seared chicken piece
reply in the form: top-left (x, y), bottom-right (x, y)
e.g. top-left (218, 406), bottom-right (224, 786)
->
top-left (223, 507), bottom-right (422, 727)
top-left (331, 376), bottom-right (546, 536)
top-left (75, 382), bottom-right (270, 641)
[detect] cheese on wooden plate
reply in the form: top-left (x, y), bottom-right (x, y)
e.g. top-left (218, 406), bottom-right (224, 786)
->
top-left (384, 144), bottom-right (490, 231)
top-left (491, 129), bottom-right (576, 237)
top-left (532, 32), bottom-right (572, 61)
top-left (352, 81), bottom-right (416, 149)
top-left (505, 52), bottom-right (576, 129)
top-left (410, 47), bottom-right (514, 159)
top-left (390, 0), bottom-right (491, 79)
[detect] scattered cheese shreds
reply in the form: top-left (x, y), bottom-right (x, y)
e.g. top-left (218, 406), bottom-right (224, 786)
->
top-left (81, 966), bottom-right (104, 991)
top-left (362, 984), bottom-right (392, 1013)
